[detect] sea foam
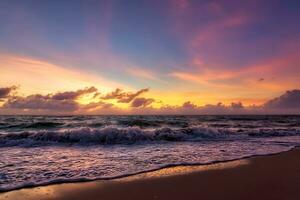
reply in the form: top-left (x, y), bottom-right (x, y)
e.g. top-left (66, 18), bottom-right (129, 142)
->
top-left (0, 126), bottom-right (299, 147)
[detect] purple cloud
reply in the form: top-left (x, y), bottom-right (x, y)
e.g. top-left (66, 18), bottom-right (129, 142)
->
top-left (231, 102), bottom-right (244, 109)
top-left (0, 86), bottom-right (17, 100)
top-left (52, 87), bottom-right (98, 100)
top-left (2, 86), bottom-right (98, 111)
top-left (264, 90), bottom-right (300, 109)
top-left (4, 95), bottom-right (79, 111)
top-left (102, 88), bottom-right (149, 103)
top-left (182, 101), bottom-right (197, 109)
top-left (131, 98), bottom-right (155, 108)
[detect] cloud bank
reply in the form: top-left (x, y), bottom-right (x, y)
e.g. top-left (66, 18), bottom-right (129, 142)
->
top-left (0, 86), bottom-right (153, 114)
top-left (264, 90), bottom-right (300, 109)
top-left (0, 85), bottom-right (300, 115)
top-left (4, 94), bottom-right (79, 111)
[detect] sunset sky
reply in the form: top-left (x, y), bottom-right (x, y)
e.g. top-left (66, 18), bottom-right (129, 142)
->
top-left (0, 0), bottom-right (300, 114)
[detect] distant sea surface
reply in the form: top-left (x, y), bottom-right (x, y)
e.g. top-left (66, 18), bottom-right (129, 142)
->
top-left (1, 115), bottom-right (300, 191)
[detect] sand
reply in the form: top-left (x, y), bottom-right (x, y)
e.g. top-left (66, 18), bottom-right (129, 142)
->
top-left (1, 148), bottom-right (300, 200)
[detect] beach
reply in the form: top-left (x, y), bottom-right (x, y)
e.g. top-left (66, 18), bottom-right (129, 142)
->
top-left (1, 147), bottom-right (299, 200)
top-left (1, 0), bottom-right (300, 198)
top-left (1, 0), bottom-right (300, 199)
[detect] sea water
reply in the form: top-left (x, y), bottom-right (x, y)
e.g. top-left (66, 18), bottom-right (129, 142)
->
top-left (1, 115), bottom-right (300, 191)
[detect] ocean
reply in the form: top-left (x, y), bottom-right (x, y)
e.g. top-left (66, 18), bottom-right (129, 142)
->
top-left (1, 115), bottom-right (300, 192)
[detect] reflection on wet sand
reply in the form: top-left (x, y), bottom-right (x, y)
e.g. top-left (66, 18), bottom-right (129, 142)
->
top-left (119, 159), bottom-right (250, 181)
top-left (0, 159), bottom-right (249, 200)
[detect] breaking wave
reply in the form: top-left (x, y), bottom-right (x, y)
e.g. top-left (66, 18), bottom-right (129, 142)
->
top-left (1, 126), bottom-right (300, 147)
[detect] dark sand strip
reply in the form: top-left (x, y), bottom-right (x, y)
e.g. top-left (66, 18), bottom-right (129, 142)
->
top-left (1, 148), bottom-right (300, 200)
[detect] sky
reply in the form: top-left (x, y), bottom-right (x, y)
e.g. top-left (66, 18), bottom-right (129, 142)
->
top-left (0, 0), bottom-right (300, 114)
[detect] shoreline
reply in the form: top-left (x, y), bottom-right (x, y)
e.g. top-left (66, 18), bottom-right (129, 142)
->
top-left (1, 147), bottom-right (300, 200)
top-left (0, 146), bottom-right (297, 193)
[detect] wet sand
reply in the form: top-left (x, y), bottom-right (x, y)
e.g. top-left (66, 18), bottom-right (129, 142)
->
top-left (1, 148), bottom-right (300, 200)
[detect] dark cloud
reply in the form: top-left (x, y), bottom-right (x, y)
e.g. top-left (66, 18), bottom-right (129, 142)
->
top-left (92, 92), bottom-right (101, 99)
top-left (101, 88), bottom-right (124, 100)
top-left (264, 90), bottom-right (300, 109)
top-left (102, 88), bottom-right (149, 103)
top-left (131, 98), bottom-right (154, 107)
top-left (3, 95), bottom-right (79, 111)
top-left (2, 87), bottom-right (98, 111)
top-left (0, 86), bottom-right (17, 100)
top-left (119, 88), bottom-right (149, 103)
top-left (52, 87), bottom-right (97, 100)
top-left (231, 102), bottom-right (244, 109)
top-left (182, 101), bottom-right (197, 109)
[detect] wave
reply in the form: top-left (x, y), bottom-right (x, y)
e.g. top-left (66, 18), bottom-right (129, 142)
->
top-left (247, 128), bottom-right (300, 137)
top-left (0, 126), bottom-right (234, 146)
top-left (0, 122), bottom-right (64, 129)
top-left (0, 126), bottom-right (299, 147)
top-left (24, 122), bottom-right (64, 128)
top-left (117, 119), bottom-right (162, 127)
